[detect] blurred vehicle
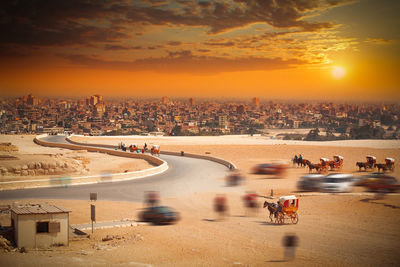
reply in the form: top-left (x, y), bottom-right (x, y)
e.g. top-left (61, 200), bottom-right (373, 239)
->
top-left (297, 174), bottom-right (324, 191)
top-left (362, 175), bottom-right (399, 193)
top-left (138, 206), bottom-right (179, 225)
top-left (252, 162), bottom-right (288, 176)
top-left (226, 171), bottom-right (244, 186)
top-left (320, 173), bottom-right (354, 193)
top-left (354, 172), bottom-right (387, 186)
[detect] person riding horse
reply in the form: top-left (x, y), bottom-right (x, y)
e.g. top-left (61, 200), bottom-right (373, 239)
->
top-left (274, 200), bottom-right (282, 218)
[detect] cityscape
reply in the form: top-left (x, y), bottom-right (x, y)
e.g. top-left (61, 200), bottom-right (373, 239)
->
top-left (0, 0), bottom-right (399, 266)
top-left (1, 94), bottom-right (399, 139)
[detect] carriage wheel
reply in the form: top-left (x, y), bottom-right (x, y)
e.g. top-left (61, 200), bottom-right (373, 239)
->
top-left (290, 212), bottom-right (299, 224)
top-left (277, 212), bottom-right (285, 224)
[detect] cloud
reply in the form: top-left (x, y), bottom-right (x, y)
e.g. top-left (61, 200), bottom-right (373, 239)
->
top-left (0, 0), bottom-right (351, 49)
top-left (104, 44), bottom-right (143, 50)
top-left (365, 38), bottom-right (393, 45)
top-left (167, 41), bottom-right (183, 46)
top-left (204, 40), bottom-right (235, 47)
top-left (58, 52), bottom-right (307, 74)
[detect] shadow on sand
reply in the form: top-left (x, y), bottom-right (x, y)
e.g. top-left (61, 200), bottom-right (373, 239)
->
top-left (256, 176), bottom-right (283, 180)
top-left (256, 220), bottom-right (284, 226)
top-left (202, 219), bottom-right (216, 222)
top-left (266, 259), bottom-right (287, 263)
top-left (360, 198), bottom-right (400, 209)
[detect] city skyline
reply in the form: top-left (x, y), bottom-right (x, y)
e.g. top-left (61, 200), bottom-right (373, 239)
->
top-left (0, 0), bottom-right (399, 101)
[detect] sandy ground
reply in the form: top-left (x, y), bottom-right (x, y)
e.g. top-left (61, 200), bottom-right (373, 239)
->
top-left (0, 135), bottom-right (399, 266)
top-left (0, 135), bottom-right (154, 189)
top-left (70, 134), bottom-right (400, 149)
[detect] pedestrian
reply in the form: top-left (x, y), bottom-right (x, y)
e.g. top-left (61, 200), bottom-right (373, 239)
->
top-left (283, 233), bottom-right (299, 261)
top-left (214, 194), bottom-right (228, 220)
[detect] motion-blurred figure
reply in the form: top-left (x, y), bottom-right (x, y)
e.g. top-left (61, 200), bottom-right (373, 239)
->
top-left (226, 171), bottom-right (244, 186)
top-left (145, 191), bottom-right (160, 207)
top-left (283, 233), bottom-right (299, 261)
top-left (214, 194), bottom-right (228, 220)
top-left (242, 191), bottom-right (259, 216)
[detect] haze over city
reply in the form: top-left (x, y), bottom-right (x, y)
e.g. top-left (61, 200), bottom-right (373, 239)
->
top-left (0, 0), bottom-right (399, 101)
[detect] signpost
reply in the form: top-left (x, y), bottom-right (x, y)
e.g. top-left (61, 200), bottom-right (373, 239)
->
top-left (90, 204), bottom-right (95, 234)
top-left (90, 193), bottom-right (97, 201)
top-left (90, 193), bottom-right (97, 233)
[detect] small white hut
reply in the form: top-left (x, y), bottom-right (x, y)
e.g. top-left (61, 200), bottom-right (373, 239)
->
top-left (11, 203), bottom-right (70, 248)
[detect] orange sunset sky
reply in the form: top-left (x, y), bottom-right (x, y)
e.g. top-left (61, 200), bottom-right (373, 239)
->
top-left (0, 0), bottom-right (399, 101)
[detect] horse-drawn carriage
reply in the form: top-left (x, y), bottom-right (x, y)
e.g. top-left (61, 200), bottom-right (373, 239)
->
top-left (385, 158), bottom-right (395, 171)
top-left (319, 158), bottom-right (330, 173)
top-left (151, 145), bottom-right (160, 156)
top-left (356, 155), bottom-right (376, 171)
top-left (329, 155), bottom-right (344, 170)
top-left (305, 158), bottom-right (328, 173)
top-left (263, 195), bottom-right (299, 224)
top-left (375, 157), bottom-right (395, 172)
top-left (129, 144), bottom-right (138, 152)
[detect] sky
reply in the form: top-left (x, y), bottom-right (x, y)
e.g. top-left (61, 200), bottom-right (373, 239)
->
top-left (0, 0), bottom-right (399, 101)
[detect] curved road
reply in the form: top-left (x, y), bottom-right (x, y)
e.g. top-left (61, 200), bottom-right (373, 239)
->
top-left (0, 136), bottom-right (234, 202)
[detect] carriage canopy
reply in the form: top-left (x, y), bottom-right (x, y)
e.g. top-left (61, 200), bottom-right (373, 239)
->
top-left (320, 158), bottom-right (330, 162)
top-left (366, 155), bottom-right (376, 160)
top-left (385, 158), bottom-right (395, 163)
top-left (279, 195), bottom-right (299, 208)
top-left (334, 155), bottom-right (344, 160)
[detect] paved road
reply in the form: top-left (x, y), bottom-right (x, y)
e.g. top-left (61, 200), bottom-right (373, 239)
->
top-left (0, 135), bottom-right (235, 202)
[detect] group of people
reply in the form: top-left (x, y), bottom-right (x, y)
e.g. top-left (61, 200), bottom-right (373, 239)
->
top-left (118, 142), bottom-right (148, 153)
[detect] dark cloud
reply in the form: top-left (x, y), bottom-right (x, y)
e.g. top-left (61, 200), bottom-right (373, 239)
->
top-left (58, 52), bottom-right (307, 74)
top-left (204, 40), bottom-right (235, 47)
top-left (104, 44), bottom-right (143, 50)
top-left (0, 0), bottom-right (351, 50)
top-left (167, 41), bottom-right (182, 46)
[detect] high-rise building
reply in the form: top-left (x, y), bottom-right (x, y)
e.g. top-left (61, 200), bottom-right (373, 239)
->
top-left (162, 96), bottom-right (169, 104)
top-left (88, 95), bottom-right (103, 106)
top-left (218, 115), bottom-right (228, 129)
top-left (26, 94), bottom-right (38, 106)
top-left (189, 98), bottom-right (194, 106)
top-left (252, 97), bottom-right (260, 108)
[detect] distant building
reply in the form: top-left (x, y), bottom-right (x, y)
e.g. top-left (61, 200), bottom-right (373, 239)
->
top-left (237, 105), bottom-right (246, 114)
top-left (93, 103), bottom-right (105, 118)
top-left (189, 98), bottom-right (195, 106)
top-left (88, 95), bottom-right (103, 106)
top-left (252, 97), bottom-right (260, 108)
top-left (11, 203), bottom-right (70, 248)
top-left (219, 115), bottom-right (228, 129)
top-left (162, 96), bottom-right (169, 104)
top-left (26, 94), bottom-right (38, 106)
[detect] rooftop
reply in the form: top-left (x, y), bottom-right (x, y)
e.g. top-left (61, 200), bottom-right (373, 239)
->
top-left (11, 203), bottom-right (70, 215)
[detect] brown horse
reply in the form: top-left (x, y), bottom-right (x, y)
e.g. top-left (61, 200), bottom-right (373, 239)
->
top-left (292, 158), bottom-right (307, 167)
top-left (374, 163), bottom-right (388, 172)
top-left (263, 201), bottom-right (278, 222)
top-left (306, 161), bottom-right (322, 173)
top-left (356, 162), bottom-right (369, 171)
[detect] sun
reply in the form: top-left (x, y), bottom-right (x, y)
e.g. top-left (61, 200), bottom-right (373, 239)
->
top-left (332, 66), bottom-right (346, 79)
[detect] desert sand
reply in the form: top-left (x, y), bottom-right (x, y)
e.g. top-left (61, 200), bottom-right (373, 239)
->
top-left (0, 135), bottom-right (154, 189)
top-left (0, 135), bottom-right (399, 266)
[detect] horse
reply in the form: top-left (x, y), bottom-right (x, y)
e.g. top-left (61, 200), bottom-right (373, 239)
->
top-left (306, 161), bottom-right (322, 173)
top-left (292, 156), bottom-right (306, 168)
top-left (263, 201), bottom-right (278, 222)
top-left (374, 163), bottom-right (388, 172)
top-left (356, 162), bottom-right (368, 171)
